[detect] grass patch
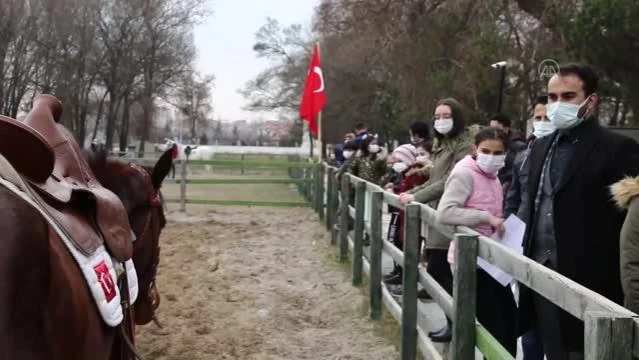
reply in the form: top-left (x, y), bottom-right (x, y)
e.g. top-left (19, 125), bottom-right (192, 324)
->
top-left (317, 233), bottom-right (426, 359)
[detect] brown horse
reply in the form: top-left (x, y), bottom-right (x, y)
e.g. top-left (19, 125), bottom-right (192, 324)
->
top-left (83, 144), bottom-right (173, 327)
top-left (0, 96), bottom-right (171, 360)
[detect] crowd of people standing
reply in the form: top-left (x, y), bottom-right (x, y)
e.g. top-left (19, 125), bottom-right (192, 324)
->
top-left (328, 62), bottom-right (639, 360)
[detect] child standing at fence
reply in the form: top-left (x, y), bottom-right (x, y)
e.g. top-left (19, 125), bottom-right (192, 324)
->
top-left (383, 145), bottom-right (429, 292)
top-left (436, 127), bottom-right (517, 356)
top-left (347, 133), bottom-right (387, 185)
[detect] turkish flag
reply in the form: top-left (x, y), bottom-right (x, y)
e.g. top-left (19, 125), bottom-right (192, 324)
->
top-left (299, 44), bottom-right (326, 136)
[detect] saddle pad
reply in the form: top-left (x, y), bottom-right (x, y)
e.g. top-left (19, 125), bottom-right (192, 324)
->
top-left (0, 155), bottom-right (138, 327)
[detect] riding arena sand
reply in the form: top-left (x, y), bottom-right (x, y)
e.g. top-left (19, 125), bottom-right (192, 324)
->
top-left (135, 205), bottom-right (399, 359)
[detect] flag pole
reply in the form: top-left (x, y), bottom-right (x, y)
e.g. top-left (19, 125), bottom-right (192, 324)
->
top-left (316, 41), bottom-right (324, 163)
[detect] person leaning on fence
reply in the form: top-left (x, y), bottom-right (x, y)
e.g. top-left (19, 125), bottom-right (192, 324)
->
top-left (489, 113), bottom-right (527, 194)
top-left (383, 144), bottom-right (429, 293)
top-left (334, 139), bottom-right (359, 233)
top-left (347, 133), bottom-right (388, 185)
top-left (611, 176), bottom-right (639, 314)
top-left (517, 63), bottom-right (639, 359)
top-left (503, 95), bottom-right (553, 360)
top-left (437, 127), bottom-right (518, 356)
top-left (398, 97), bottom-right (474, 343)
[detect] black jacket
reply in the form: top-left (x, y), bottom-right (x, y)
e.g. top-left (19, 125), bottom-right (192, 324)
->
top-left (517, 120), bottom-right (639, 350)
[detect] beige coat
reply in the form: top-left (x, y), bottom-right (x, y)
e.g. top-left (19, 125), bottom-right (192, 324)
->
top-left (407, 129), bottom-right (474, 249)
top-left (611, 176), bottom-right (639, 314)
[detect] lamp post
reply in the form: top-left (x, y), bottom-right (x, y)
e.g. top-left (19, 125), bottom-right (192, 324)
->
top-left (491, 61), bottom-right (507, 113)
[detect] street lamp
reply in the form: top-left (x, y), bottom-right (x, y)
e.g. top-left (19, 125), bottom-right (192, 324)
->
top-left (491, 61), bottom-right (507, 113)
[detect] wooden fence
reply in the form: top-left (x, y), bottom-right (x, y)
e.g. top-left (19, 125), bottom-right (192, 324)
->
top-left (162, 155), bottom-right (317, 209)
top-left (309, 162), bottom-right (638, 360)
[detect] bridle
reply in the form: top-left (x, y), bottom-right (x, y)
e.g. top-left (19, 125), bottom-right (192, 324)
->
top-left (129, 163), bottom-right (164, 323)
top-left (118, 163), bottom-right (165, 360)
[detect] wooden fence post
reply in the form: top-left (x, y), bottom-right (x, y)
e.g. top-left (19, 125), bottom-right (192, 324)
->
top-left (325, 168), bottom-right (335, 231)
top-left (401, 204), bottom-right (420, 360)
top-left (318, 165), bottom-right (325, 222)
top-left (304, 168), bottom-right (311, 202)
top-left (450, 234), bottom-right (478, 360)
top-left (312, 164), bottom-right (319, 212)
top-left (368, 190), bottom-right (383, 320)
top-left (330, 171), bottom-right (340, 245)
top-left (584, 311), bottom-right (634, 360)
top-left (339, 175), bottom-right (350, 262)
top-left (179, 158), bottom-right (188, 212)
top-left (314, 164), bottom-right (322, 213)
top-left (352, 181), bottom-right (366, 286)
top-left (241, 154), bottom-right (245, 175)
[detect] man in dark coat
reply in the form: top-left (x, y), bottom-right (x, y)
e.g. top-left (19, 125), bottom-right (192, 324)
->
top-left (517, 63), bottom-right (639, 359)
top-left (490, 113), bottom-right (527, 193)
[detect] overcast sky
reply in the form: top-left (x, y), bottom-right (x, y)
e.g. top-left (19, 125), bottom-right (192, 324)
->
top-left (193, 0), bottom-right (319, 122)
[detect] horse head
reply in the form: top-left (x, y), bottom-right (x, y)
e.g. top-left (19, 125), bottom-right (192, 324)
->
top-left (84, 143), bottom-right (173, 327)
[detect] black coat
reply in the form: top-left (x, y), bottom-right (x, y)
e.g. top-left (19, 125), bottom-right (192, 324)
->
top-left (517, 119), bottom-right (639, 350)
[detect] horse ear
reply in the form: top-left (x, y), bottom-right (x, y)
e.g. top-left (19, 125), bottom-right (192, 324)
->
top-left (151, 147), bottom-right (173, 190)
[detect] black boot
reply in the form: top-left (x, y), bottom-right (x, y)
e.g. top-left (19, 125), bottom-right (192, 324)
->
top-left (383, 266), bottom-right (403, 285)
top-left (417, 288), bottom-right (432, 300)
top-left (428, 318), bottom-right (452, 343)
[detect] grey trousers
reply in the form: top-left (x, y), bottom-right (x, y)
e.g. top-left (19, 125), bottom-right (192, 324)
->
top-left (534, 261), bottom-right (584, 360)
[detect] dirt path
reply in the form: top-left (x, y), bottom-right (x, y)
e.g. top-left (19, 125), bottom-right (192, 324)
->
top-left (136, 206), bottom-right (398, 360)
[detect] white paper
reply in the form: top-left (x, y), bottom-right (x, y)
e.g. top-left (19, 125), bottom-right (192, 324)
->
top-left (476, 214), bottom-right (525, 286)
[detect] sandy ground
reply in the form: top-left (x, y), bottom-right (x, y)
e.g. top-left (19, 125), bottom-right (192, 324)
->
top-left (135, 205), bottom-right (398, 360)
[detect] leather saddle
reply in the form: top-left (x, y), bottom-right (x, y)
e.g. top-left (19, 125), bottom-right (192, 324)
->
top-left (0, 95), bottom-right (132, 261)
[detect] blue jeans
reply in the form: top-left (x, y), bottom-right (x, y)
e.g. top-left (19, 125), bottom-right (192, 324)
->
top-left (522, 328), bottom-right (544, 360)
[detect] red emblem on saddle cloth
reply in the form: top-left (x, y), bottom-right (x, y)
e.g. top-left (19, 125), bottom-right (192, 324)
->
top-left (94, 260), bottom-right (117, 303)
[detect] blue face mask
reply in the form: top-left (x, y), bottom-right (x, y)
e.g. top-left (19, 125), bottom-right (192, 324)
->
top-left (546, 97), bottom-right (591, 130)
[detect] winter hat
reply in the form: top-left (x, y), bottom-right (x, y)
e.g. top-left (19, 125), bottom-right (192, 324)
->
top-left (392, 144), bottom-right (417, 166)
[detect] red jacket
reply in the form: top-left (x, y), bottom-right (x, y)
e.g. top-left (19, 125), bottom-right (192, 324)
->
top-left (171, 144), bottom-right (179, 159)
top-left (396, 165), bottom-right (428, 242)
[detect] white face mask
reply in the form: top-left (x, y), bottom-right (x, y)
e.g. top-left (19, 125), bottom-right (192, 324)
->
top-left (368, 144), bottom-right (380, 153)
top-left (392, 162), bottom-right (408, 173)
top-left (546, 97), bottom-right (590, 130)
top-left (476, 153), bottom-right (506, 174)
top-left (416, 154), bottom-right (430, 164)
top-left (343, 150), bottom-right (353, 159)
top-left (532, 121), bottom-right (556, 138)
top-left (434, 118), bottom-right (454, 135)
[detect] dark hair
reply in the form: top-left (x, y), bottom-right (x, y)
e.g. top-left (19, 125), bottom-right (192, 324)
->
top-left (434, 98), bottom-right (466, 140)
top-left (557, 63), bottom-right (598, 96)
top-left (410, 120), bottom-right (430, 139)
top-left (490, 113), bottom-right (511, 128)
top-left (534, 95), bottom-right (548, 106)
top-left (417, 139), bottom-right (434, 153)
top-left (474, 127), bottom-right (510, 151)
top-left (359, 133), bottom-right (378, 157)
top-left (353, 122), bottom-right (367, 132)
top-left (343, 140), bottom-right (358, 151)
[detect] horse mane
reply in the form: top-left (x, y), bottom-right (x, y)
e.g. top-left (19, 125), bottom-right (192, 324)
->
top-left (83, 143), bottom-right (166, 208)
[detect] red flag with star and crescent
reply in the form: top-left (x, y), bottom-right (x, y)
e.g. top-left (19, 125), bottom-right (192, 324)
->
top-left (299, 44), bottom-right (326, 136)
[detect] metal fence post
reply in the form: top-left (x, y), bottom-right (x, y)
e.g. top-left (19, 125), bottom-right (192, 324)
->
top-left (450, 234), bottom-right (478, 360)
top-left (352, 181), bottom-right (366, 286)
top-left (339, 175), bottom-right (350, 262)
top-left (401, 204), bottom-right (420, 360)
top-left (369, 190), bottom-right (383, 320)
